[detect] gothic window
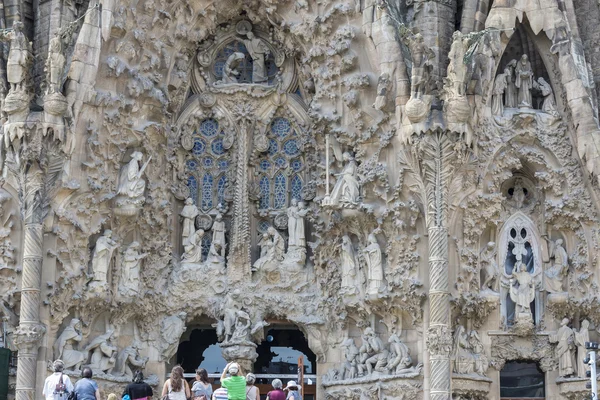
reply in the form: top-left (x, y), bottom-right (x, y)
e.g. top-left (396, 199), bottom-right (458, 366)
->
top-left (186, 118), bottom-right (230, 212)
top-left (256, 117), bottom-right (304, 210)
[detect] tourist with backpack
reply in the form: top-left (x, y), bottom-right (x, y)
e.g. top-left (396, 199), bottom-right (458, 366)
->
top-left (74, 367), bottom-right (100, 400)
top-left (43, 360), bottom-right (74, 400)
top-left (191, 368), bottom-right (213, 400)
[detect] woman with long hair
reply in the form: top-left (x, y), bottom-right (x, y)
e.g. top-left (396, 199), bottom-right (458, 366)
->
top-left (191, 368), bottom-right (213, 400)
top-left (162, 365), bottom-right (191, 400)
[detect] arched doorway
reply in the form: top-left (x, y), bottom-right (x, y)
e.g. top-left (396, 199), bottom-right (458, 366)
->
top-left (177, 328), bottom-right (227, 374)
top-left (500, 361), bottom-right (545, 399)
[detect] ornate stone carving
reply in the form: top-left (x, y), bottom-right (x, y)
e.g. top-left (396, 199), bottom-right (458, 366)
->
top-left (180, 198), bottom-right (199, 245)
top-left (112, 341), bottom-right (148, 378)
top-left (54, 318), bottom-right (86, 371)
top-left (549, 318), bottom-right (577, 378)
top-left (114, 152), bottom-right (150, 216)
top-left (544, 237), bottom-right (568, 294)
top-left (118, 242), bottom-right (148, 297)
top-left (252, 227), bottom-right (284, 273)
top-left (514, 55), bottom-right (534, 108)
top-left (85, 330), bottom-right (118, 374)
top-left (0, 21), bottom-right (33, 94)
top-left (89, 230), bottom-right (119, 293)
top-left (323, 152), bottom-right (360, 207)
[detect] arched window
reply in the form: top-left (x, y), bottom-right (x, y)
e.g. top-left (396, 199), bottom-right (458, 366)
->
top-left (256, 117), bottom-right (305, 210)
top-left (186, 119), bottom-right (230, 212)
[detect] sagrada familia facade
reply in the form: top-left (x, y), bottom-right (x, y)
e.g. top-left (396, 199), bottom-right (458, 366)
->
top-left (1, 0), bottom-right (600, 399)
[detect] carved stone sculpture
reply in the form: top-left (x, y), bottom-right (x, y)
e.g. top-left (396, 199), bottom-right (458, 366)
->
top-left (0, 21), bottom-right (33, 93)
top-left (453, 326), bottom-right (474, 375)
top-left (53, 318), bottom-right (86, 371)
top-left (387, 333), bottom-right (419, 375)
top-left (119, 242), bottom-right (148, 297)
top-left (340, 235), bottom-right (358, 295)
top-left (363, 233), bottom-right (384, 296)
top-left (509, 261), bottom-right (536, 324)
top-left (160, 312), bottom-right (187, 361)
top-left (339, 338), bottom-right (360, 380)
top-left (544, 238), bottom-right (568, 294)
top-left (45, 36), bottom-right (66, 94)
top-left (325, 152), bottom-right (360, 207)
top-left (252, 227), bottom-right (284, 272)
top-left (491, 72), bottom-right (507, 116)
top-left (468, 330), bottom-right (488, 376)
top-left (115, 152), bottom-right (150, 214)
top-left (85, 330), bottom-right (118, 374)
top-left (480, 242), bottom-right (498, 292)
top-left (549, 318), bottom-right (576, 377)
top-left (221, 290), bottom-right (242, 343)
top-left (211, 212), bottom-right (226, 257)
top-left (112, 341), bottom-right (148, 378)
top-left (180, 198), bottom-right (199, 246)
top-left (504, 59), bottom-right (518, 108)
top-left (89, 230), bottom-right (119, 292)
top-left (285, 199), bottom-right (309, 265)
top-left (534, 77), bottom-right (558, 116)
top-left (181, 229), bottom-right (204, 264)
top-left (243, 31), bottom-right (270, 84)
top-left (575, 320), bottom-right (590, 378)
top-left (401, 32), bottom-right (435, 100)
top-left (222, 52), bottom-right (245, 84)
top-left (359, 327), bottom-right (388, 375)
top-left (514, 55), bottom-right (533, 108)
top-left (373, 73), bottom-right (390, 110)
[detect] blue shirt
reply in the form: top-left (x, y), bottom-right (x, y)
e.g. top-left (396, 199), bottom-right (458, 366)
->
top-left (74, 378), bottom-right (98, 400)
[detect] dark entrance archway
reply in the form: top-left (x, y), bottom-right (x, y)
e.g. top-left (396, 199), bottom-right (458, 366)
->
top-left (177, 328), bottom-right (227, 374)
top-left (500, 361), bottom-right (545, 399)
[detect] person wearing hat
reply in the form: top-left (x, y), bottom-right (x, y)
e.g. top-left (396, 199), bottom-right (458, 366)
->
top-left (284, 381), bottom-right (301, 400)
top-left (43, 360), bottom-right (74, 400)
top-left (219, 362), bottom-right (245, 400)
top-left (265, 379), bottom-right (285, 400)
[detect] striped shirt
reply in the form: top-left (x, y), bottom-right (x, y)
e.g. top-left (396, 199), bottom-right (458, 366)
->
top-left (213, 388), bottom-right (228, 400)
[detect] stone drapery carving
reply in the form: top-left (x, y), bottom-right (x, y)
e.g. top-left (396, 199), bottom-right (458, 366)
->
top-left (242, 30), bottom-right (270, 84)
top-left (0, 21), bottom-right (33, 93)
top-left (340, 235), bottom-right (359, 295)
top-left (549, 318), bottom-right (576, 377)
top-left (452, 326), bottom-right (488, 377)
top-left (160, 313), bottom-right (187, 361)
top-left (112, 341), bottom-right (148, 378)
top-left (53, 319), bottom-right (86, 371)
top-left (221, 52), bottom-right (245, 84)
top-left (514, 55), bottom-right (534, 108)
top-left (544, 238), bottom-right (568, 294)
top-left (115, 152), bottom-right (150, 215)
top-left (534, 77), bottom-right (558, 116)
top-left (504, 59), bottom-right (518, 108)
top-left (252, 227), bottom-right (284, 272)
top-left (45, 36), bottom-right (66, 95)
top-left (181, 229), bottom-right (204, 264)
top-left (363, 233), bottom-right (384, 297)
top-left (211, 212), bottom-right (226, 257)
top-left (284, 199), bottom-right (309, 266)
top-left (89, 230), bottom-right (119, 292)
top-left (119, 242), bottom-right (148, 297)
top-left (508, 261), bottom-right (536, 327)
top-left (85, 330), bottom-right (118, 374)
top-left (324, 152), bottom-right (360, 207)
top-left (479, 242), bottom-right (498, 292)
top-left (180, 198), bottom-right (199, 245)
top-left (575, 320), bottom-right (590, 379)
top-left (491, 72), bottom-right (507, 116)
top-left (401, 31), bottom-right (435, 101)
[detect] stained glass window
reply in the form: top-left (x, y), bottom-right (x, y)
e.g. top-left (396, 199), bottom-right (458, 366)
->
top-left (259, 176), bottom-right (270, 209)
top-left (201, 174), bottom-right (214, 211)
top-left (188, 176), bottom-right (198, 204)
top-left (217, 175), bottom-right (227, 206)
top-left (291, 175), bottom-right (303, 202)
top-left (201, 235), bottom-right (211, 261)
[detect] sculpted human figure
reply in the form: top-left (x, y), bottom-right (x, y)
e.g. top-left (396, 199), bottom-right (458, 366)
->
top-left (373, 73), bottom-right (391, 110)
top-left (287, 199), bottom-right (308, 248)
top-left (112, 341), bottom-right (148, 378)
top-left (0, 21), bottom-right (32, 92)
top-left (401, 32), bottom-right (435, 99)
top-left (328, 152), bottom-right (360, 206)
top-left (453, 325), bottom-right (474, 375)
top-left (116, 152), bottom-right (149, 202)
top-left (161, 312), bottom-right (187, 360)
top-left (211, 212), bottom-right (226, 257)
top-left (340, 235), bottom-right (358, 294)
top-left (491, 72), bottom-right (507, 116)
top-left (469, 330), bottom-right (488, 376)
top-left (515, 54), bottom-right (533, 108)
top-left (386, 333), bottom-right (414, 375)
top-left (222, 52), bottom-right (245, 84)
top-left (180, 198), bottom-right (199, 246)
top-left (181, 229), bottom-right (204, 264)
top-left (119, 242), bottom-right (148, 297)
top-left (243, 31), bottom-right (270, 84)
top-left (480, 242), bottom-right (499, 291)
top-left (53, 318), bottom-right (86, 371)
top-left (549, 318), bottom-right (576, 377)
top-left (509, 261), bottom-right (535, 318)
top-left (504, 59), bottom-right (518, 107)
top-left (359, 327), bottom-right (388, 375)
top-left (90, 230), bottom-right (119, 291)
top-left (45, 36), bottom-right (66, 94)
top-left (363, 233), bottom-right (384, 296)
top-left (206, 242), bottom-right (225, 271)
top-left (339, 338), bottom-right (360, 380)
top-left (252, 227), bottom-right (284, 271)
top-left (544, 238), bottom-right (568, 293)
top-left (0, 239), bottom-right (14, 269)
top-left (575, 320), bottom-right (590, 378)
top-left (534, 77), bottom-right (558, 115)
top-left (85, 330), bottom-right (118, 374)
top-left (222, 291), bottom-right (241, 342)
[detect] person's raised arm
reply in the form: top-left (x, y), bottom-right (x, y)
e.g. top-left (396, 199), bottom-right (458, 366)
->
top-left (220, 363), bottom-right (231, 381)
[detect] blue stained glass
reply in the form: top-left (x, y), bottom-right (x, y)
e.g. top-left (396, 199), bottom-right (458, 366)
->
top-left (203, 157), bottom-right (214, 167)
top-left (259, 176), bottom-right (270, 209)
top-left (211, 138), bottom-right (224, 155)
top-left (271, 117), bottom-right (291, 138)
top-left (275, 157), bottom-right (286, 168)
top-left (187, 175), bottom-right (198, 204)
top-left (258, 220), bottom-right (270, 233)
top-left (201, 234), bottom-right (211, 261)
top-left (217, 175), bottom-right (227, 206)
top-left (213, 41), bottom-right (253, 82)
top-left (274, 173), bottom-right (286, 209)
top-left (291, 175), bottom-right (303, 202)
top-left (291, 159), bottom-right (302, 171)
top-left (283, 139), bottom-right (299, 156)
top-left (193, 138), bottom-right (206, 155)
top-left (268, 139), bottom-right (278, 155)
top-left (186, 159), bottom-right (198, 171)
top-left (219, 160), bottom-right (229, 170)
top-left (259, 160), bottom-right (271, 171)
top-left (201, 174), bottom-right (213, 211)
top-left (200, 119), bottom-right (218, 137)
top-left (214, 61), bottom-right (225, 77)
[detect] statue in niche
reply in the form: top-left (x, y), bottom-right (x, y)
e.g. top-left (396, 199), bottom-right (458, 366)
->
top-left (469, 330), bottom-right (488, 376)
top-left (161, 312), bottom-right (187, 361)
top-left (549, 318), bottom-right (576, 377)
top-left (387, 332), bottom-right (420, 375)
top-left (180, 198), bottom-right (199, 246)
top-left (575, 320), bottom-right (590, 378)
top-left (504, 60), bottom-right (518, 108)
top-left (359, 327), bottom-right (388, 375)
top-left (252, 227), bottom-right (284, 272)
top-left (222, 52), bottom-right (245, 84)
top-left (373, 73), bottom-right (391, 110)
top-left (509, 178), bottom-right (527, 209)
top-left (401, 32), bottom-right (435, 100)
top-left (509, 261), bottom-right (536, 323)
top-left (326, 152), bottom-right (360, 207)
top-left (89, 230), bottom-right (119, 291)
top-left (491, 72), bottom-right (507, 116)
top-left (182, 229), bottom-right (204, 264)
top-left (112, 341), bottom-right (148, 378)
top-left (119, 242), bottom-right (148, 297)
top-left (285, 199), bottom-right (309, 265)
top-left (340, 235), bottom-right (359, 295)
top-left (544, 237), bottom-right (568, 293)
top-left (480, 242), bottom-right (499, 292)
top-left (515, 55), bottom-right (533, 108)
top-left (116, 152), bottom-right (150, 209)
top-left (0, 21), bottom-right (32, 92)
top-left (45, 36), bottom-right (66, 94)
top-left (533, 77), bottom-right (558, 116)
top-left (453, 325), bottom-right (474, 375)
top-left (363, 233), bottom-right (384, 296)
top-left (339, 338), bottom-right (360, 380)
top-left (85, 330), bottom-right (118, 374)
top-left (211, 212), bottom-right (226, 257)
top-left (53, 318), bottom-right (86, 371)
top-left (242, 30), bottom-right (270, 84)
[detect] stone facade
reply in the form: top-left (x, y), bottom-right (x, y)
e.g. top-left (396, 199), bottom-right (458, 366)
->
top-left (0, 0), bottom-right (599, 399)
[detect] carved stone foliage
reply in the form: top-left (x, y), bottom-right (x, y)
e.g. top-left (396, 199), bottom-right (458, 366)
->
top-left (490, 335), bottom-right (557, 372)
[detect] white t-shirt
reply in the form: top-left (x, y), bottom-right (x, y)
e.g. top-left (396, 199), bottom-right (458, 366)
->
top-left (43, 372), bottom-right (74, 400)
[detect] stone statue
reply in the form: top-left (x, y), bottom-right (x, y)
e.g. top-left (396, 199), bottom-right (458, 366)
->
top-left (229, 310), bottom-right (252, 343)
top-left (211, 212), bottom-right (226, 257)
top-left (180, 198), bottom-right (199, 246)
top-left (89, 230), bottom-right (119, 291)
top-left (504, 59), bottom-right (518, 108)
top-left (544, 238), bottom-right (568, 293)
top-left (160, 312), bottom-right (187, 361)
top-left (491, 72), bottom-right (507, 116)
top-left (287, 199), bottom-right (308, 248)
top-left (0, 21), bottom-right (33, 92)
top-left (468, 330), bottom-right (488, 376)
top-left (181, 229), bottom-right (204, 264)
top-left (510, 178), bottom-right (526, 209)
top-left (479, 242), bottom-right (499, 292)
top-left (0, 239), bottom-right (14, 269)
top-left (445, 31), bottom-right (470, 98)
top-left (515, 55), bottom-right (533, 108)
top-left (206, 241), bottom-right (225, 270)
top-left (363, 233), bottom-right (384, 296)
top-left (45, 36), bottom-right (66, 94)
top-left (387, 333), bottom-right (415, 375)
top-left (112, 341), bottom-right (148, 378)
top-left (85, 330), bottom-right (118, 374)
top-left (116, 152), bottom-right (150, 208)
top-left (327, 152), bottom-right (360, 206)
top-left (222, 52), bottom-right (245, 84)
top-left (221, 291), bottom-right (242, 343)
top-left (373, 73), bottom-right (391, 110)
top-left (243, 31), bottom-right (270, 84)
top-left (119, 242), bottom-right (148, 297)
top-left (401, 32), bottom-right (435, 100)
top-left (340, 235), bottom-right (358, 295)
top-left (509, 261), bottom-right (536, 320)
top-left (359, 327), bottom-right (388, 375)
top-left (549, 318), bottom-right (576, 377)
top-left (339, 338), bottom-right (360, 380)
top-left (453, 325), bottom-right (474, 375)
top-left (534, 77), bottom-right (558, 115)
top-left (53, 318), bottom-right (86, 371)
top-left (252, 227), bottom-right (284, 272)
top-left (575, 320), bottom-right (590, 378)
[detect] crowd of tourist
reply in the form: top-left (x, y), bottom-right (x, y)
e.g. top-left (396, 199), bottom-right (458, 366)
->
top-left (44, 359), bottom-right (303, 400)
